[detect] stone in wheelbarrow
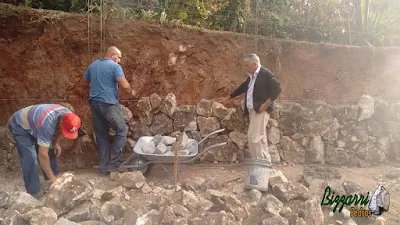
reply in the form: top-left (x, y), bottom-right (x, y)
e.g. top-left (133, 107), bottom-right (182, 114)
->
top-left (155, 142), bottom-right (168, 154)
top-left (142, 141), bottom-right (156, 154)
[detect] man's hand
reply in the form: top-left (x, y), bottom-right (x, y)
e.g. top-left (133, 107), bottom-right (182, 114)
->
top-left (258, 99), bottom-right (272, 113)
top-left (38, 145), bottom-right (57, 183)
top-left (54, 143), bottom-right (62, 159)
top-left (217, 96), bottom-right (231, 104)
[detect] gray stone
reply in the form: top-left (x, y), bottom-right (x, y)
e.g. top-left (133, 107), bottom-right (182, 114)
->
top-left (173, 106), bottom-right (198, 131)
top-left (376, 137), bottom-right (391, 153)
top-left (2, 210), bottom-right (27, 225)
top-left (367, 120), bottom-right (386, 137)
top-left (269, 145), bottom-right (281, 163)
top-left (300, 107), bottom-right (315, 121)
top-left (137, 97), bottom-right (153, 125)
top-left (304, 198), bottom-right (324, 225)
top-left (358, 95), bottom-right (375, 121)
top-left (151, 135), bottom-right (162, 146)
top-left (135, 209), bottom-right (161, 225)
top-left (42, 173), bottom-right (94, 216)
top-left (160, 206), bottom-right (176, 225)
top-left (129, 120), bottom-right (151, 140)
top-left (296, 218), bottom-right (307, 225)
top-left (100, 202), bottom-right (126, 223)
top-left (142, 141), bottom-right (156, 154)
top-left (348, 105), bottom-right (359, 120)
top-left (118, 171), bottom-right (146, 189)
top-left (268, 127), bottom-right (281, 145)
top-left (172, 205), bottom-right (190, 218)
top-left (64, 201), bottom-right (92, 222)
top-left (248, 189), bottom-right (262, 206)
top-left (374, 100), bottom-right (389, 123)
top-left (22, 207), bottom-right (57, 225)
top-left (155, 142), bottom-right (168, 154)
top-left (262, 215), bottom-right (288, 225)
top-left (269, 169), bottom-right (288, 187)
top-left (212, 102), bottom-right (229, 120)
top-left (325, 146), bottom-right (350, 166)
top-left (100, 186), bottom-right (125, 202)
top-left (221, 108), bottom-right (247, 133)
top-left (55, 218), bottom-right (80, 225)
top-left (261, 194), bottom-right (283, 217)
top-left (306, 136), bottom-right (324, 163)
top-left (269, 118), bottom-right (279, 127)
top-left (4, 191), bottom-right (42, 216)
top-left (340, 122), bottom-right (355, 137)
top-left (223, 194), bottom-right (249, 221)
top-left (300, 121), bottom-right (329, 137)
top-left (279, 136), bottom-right (305, 164)
top-left (161, 93), bottom-right (177, 117)
top-left (200, 135), bottom-right (240, 162)
top-left (229, 131), bottom-right (247, 150)
top-left (79, 221), bottom-right (106, 225)
top-left (197, 99), bottom-right (213, 117)
top-left (279, 207), bottom-right (292, 218)
top-left (272, 181), bottom-right (308, 203)
top-left (173, 217), bottom-right (188, 225)
top-left (183, 177), bottom-right (206, 192)
top-left (150, 114), bottom-right (174, 135)
top-left (322, 129), bottom-right (339, 142)
top-left (278, 103), bottom-right (302, 136)
top-left (181, 190), bottom-right (200, 211)
top-left (315, 104), bottom-right (334, 125)
top-left (150, 93), bottom-right (162, 112)
top-left (354, 122), bottom-right (368, 142)
top-left (121, 105), bottom-right (133, 123)
top-left (197, 116), bottom-right (220, 137)
top-left (161, 136), bottom-right (176, 145)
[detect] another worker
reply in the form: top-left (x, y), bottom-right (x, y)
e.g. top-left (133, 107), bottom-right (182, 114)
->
top-left (7, 104), bottom-right (81, 198)
top-left (83, 46), bottom-right (136, 176)
top-left (225, 53), bottom-right (282, 164)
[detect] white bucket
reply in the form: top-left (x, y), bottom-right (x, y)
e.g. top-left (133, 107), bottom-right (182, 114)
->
top-left (243, 158), bottom-right (272, 192)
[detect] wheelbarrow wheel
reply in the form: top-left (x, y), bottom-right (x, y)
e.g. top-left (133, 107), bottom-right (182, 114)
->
top-left (128, 156), bottom-right (153, 176)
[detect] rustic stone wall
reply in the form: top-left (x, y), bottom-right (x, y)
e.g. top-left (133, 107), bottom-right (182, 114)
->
top-left (122, 93), bottom-right (400, 168)
top-left (1, 93), bottom-right (399, 172)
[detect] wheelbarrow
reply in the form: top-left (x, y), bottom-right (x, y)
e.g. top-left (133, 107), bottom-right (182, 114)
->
top-left (119, 128), bottom-right (228, 180)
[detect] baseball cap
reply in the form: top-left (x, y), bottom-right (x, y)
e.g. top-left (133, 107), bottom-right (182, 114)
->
top-left (61, 112), bottom-right (81, 139)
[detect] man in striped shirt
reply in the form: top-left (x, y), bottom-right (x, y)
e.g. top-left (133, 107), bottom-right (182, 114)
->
top-left (7, 104), bottom-right (81, 198)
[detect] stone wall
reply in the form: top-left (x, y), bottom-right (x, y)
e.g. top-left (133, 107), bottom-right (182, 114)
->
top-left (1, 93), bottom-right (399, 172)
top-left (123, 93), bottom-right (400, 167)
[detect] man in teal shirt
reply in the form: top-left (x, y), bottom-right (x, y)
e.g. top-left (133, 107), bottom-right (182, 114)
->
top-left (83, 46), bottom-right (136, 176)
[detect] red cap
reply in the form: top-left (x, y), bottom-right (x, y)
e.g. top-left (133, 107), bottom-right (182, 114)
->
top-left (61, 112), bottom-right (81, 139)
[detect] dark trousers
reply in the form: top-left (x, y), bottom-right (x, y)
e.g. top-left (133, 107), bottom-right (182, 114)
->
top-left (7, 121), bottom-right (59, 197)
top-left (89, 100), bottom-right (127, 173)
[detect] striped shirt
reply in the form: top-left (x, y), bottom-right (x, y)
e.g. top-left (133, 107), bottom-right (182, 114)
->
top-left (8, 104), bottom-right (71, 148)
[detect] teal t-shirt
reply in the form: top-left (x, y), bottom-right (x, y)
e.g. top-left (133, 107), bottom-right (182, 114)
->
top-left (83, 58), bottom-right (125, 104)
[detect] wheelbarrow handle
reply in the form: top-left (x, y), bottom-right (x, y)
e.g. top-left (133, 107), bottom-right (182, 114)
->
top-left (182, 142), bottom-right (228, 163)
top-left (198, 128), bottom-right (226, 145)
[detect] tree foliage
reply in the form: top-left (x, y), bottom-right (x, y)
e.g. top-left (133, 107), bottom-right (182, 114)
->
top-left (22, 0), bottom-right (400, 46)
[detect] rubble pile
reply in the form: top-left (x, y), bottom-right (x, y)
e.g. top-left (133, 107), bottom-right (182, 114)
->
top-left (0, 168), bottom-right (385, 225)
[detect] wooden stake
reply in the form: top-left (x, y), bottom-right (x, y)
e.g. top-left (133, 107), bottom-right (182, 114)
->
top-left (173, 140), bottom-right (179, 185)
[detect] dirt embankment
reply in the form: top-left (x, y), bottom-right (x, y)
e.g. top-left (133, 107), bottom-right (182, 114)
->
top-left (1, 3), bottom-right (400, 126)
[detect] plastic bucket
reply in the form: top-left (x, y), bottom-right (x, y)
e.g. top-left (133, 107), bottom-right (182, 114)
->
top-left (243, 158), bottom-right (272, 192)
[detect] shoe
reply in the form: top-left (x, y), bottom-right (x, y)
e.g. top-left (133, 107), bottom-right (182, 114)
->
top-left (99, 171), bottom-right (110, 176)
